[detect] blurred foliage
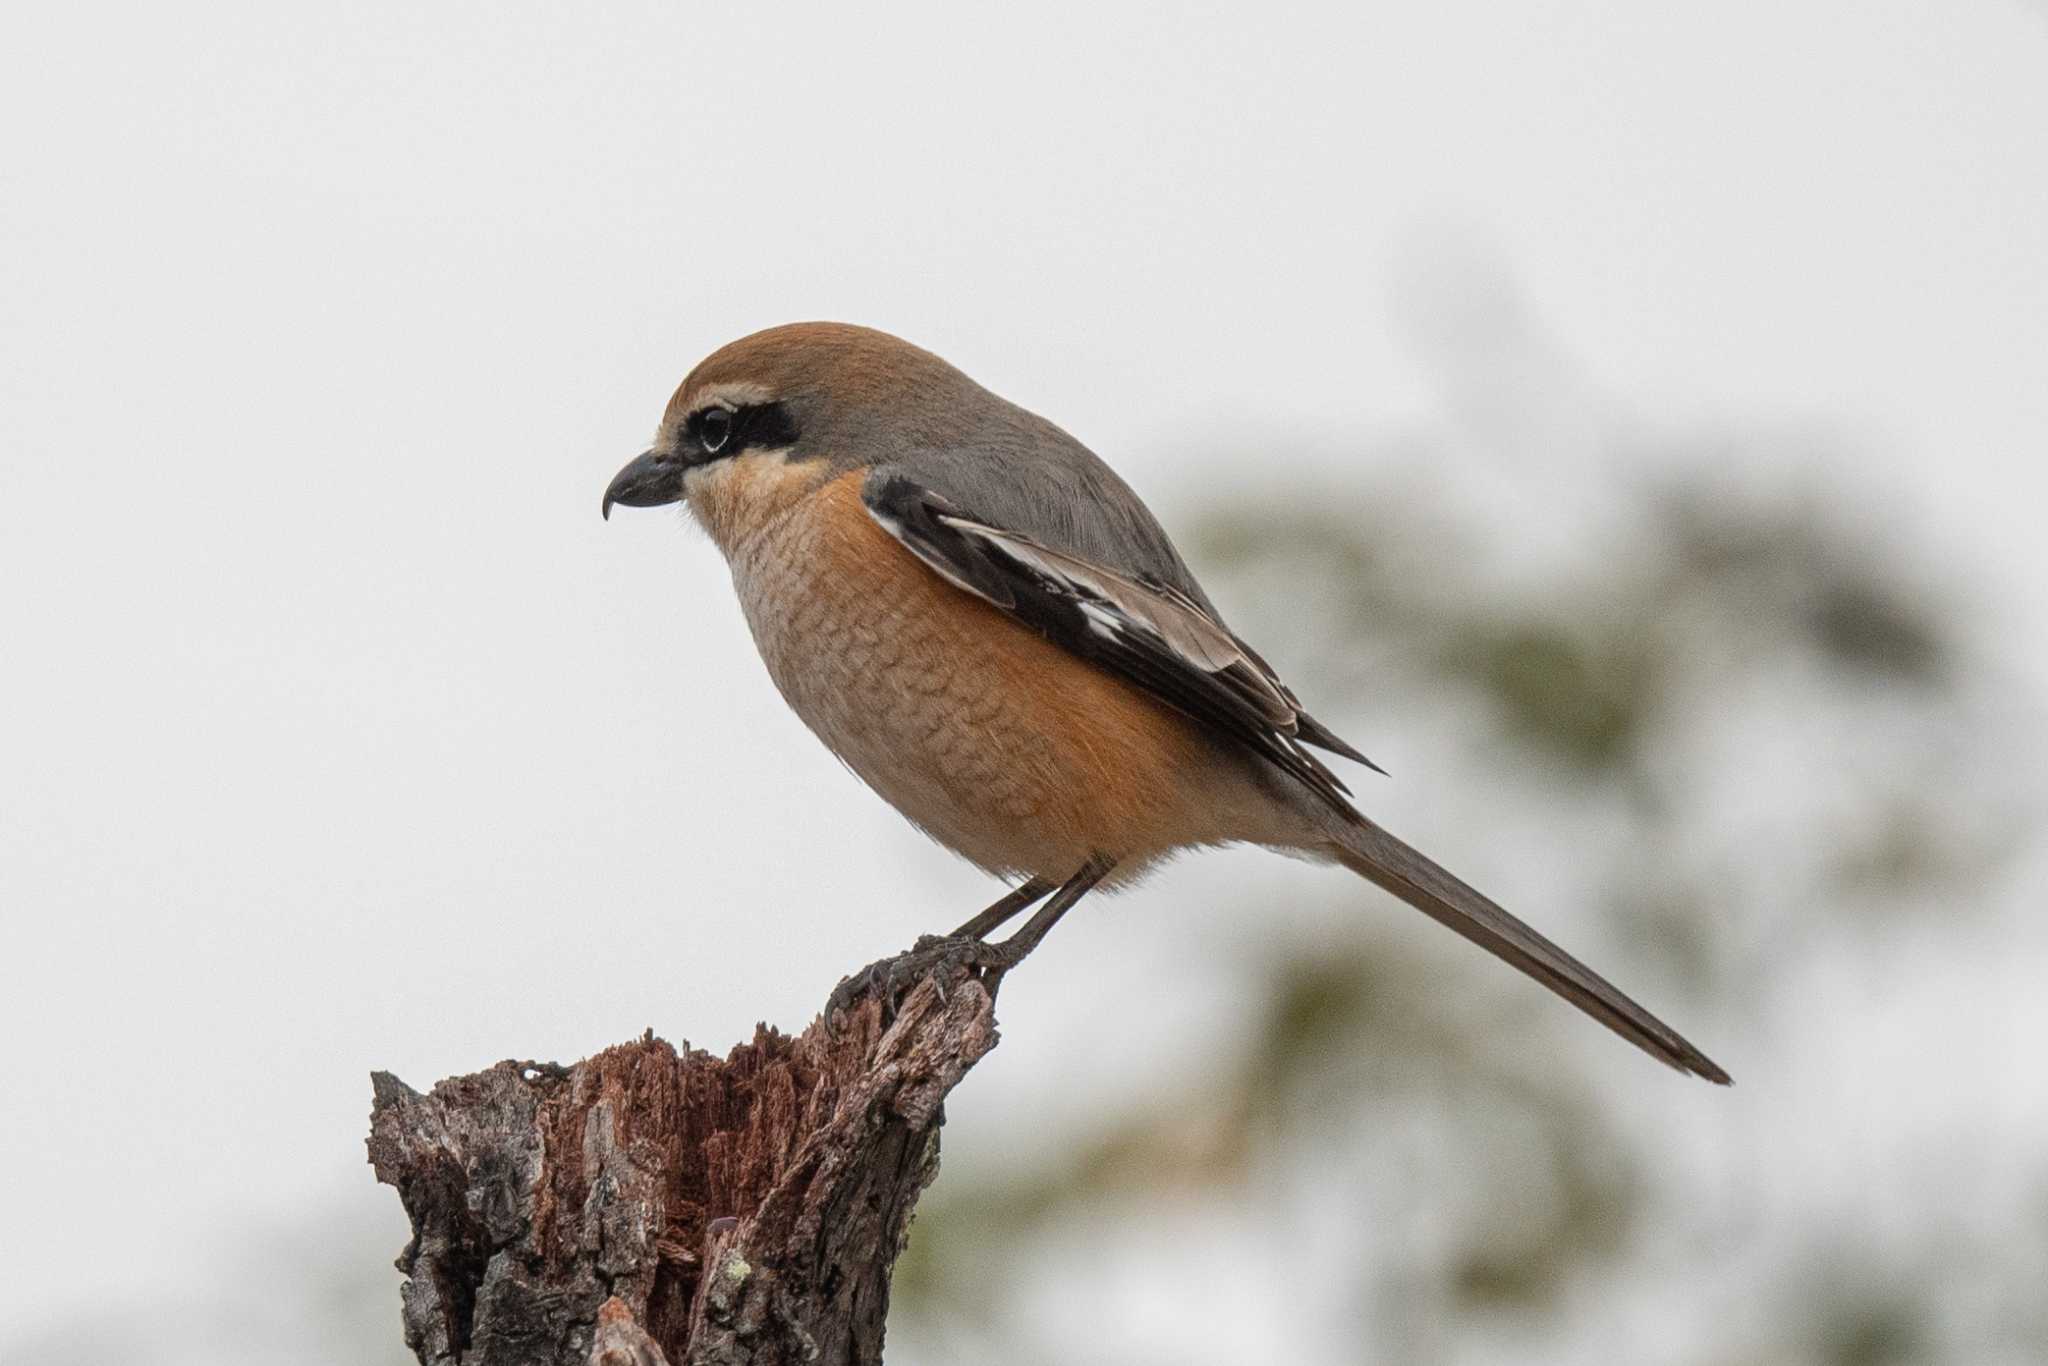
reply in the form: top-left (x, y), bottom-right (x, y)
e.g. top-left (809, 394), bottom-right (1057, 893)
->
top-left (893, 436), bottom-right (2043, 1365)
top-left (1437, 621), bottom-right (1649, 770)
top-left (901, 932), bottom-right (1645, 1341)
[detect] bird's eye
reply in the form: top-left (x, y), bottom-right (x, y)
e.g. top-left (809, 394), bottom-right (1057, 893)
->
top-left (698, 407), bottom-right (734, 455)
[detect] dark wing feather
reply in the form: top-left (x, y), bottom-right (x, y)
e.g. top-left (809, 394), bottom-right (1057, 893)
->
top-left (863, 470), bottom-right (1374, 820)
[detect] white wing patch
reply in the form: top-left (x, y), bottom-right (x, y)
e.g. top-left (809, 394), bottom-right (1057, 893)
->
top-left (934, 512), bottom-right (1300, 730)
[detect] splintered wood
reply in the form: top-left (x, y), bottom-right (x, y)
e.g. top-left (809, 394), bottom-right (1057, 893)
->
top-left (368, 972), bottom-right (999, 1366)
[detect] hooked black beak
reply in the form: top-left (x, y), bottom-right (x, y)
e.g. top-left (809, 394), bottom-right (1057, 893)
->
top-left (602, 448), bottom-right (686, 520)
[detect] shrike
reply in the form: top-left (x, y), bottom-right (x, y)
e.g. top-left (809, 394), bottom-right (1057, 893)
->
top-left (605, 322), bottom-right (1728, 1083)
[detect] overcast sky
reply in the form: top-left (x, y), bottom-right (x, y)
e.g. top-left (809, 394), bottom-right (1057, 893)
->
top-left (2, 2), bottom-right (2044, 1355)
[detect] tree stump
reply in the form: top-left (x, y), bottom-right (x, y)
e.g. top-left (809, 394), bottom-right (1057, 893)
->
top-left (366, 968), bottom-right (999, 1366)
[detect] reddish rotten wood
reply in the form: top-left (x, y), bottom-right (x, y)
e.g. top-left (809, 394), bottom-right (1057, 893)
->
top-left (367, 970), bottom-right (999, 1366)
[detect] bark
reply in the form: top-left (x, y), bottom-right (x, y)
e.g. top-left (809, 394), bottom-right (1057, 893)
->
top-left (366, 969), bottom-right (999, 1366)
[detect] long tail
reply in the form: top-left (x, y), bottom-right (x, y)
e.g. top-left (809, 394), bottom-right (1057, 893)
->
top-left (1329, 821), bottom-right (1731, 1084)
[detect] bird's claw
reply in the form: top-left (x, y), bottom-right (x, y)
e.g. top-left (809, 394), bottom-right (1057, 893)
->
top-left (825, 933), bottom-right (1011, 1033)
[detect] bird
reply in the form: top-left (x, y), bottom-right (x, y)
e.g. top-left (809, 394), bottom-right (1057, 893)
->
top-left (603, 322), bottom-right (1729, 1084)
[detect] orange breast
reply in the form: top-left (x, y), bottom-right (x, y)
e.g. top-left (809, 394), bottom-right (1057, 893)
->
top-left (725, 471), bottom-right (1244, 879)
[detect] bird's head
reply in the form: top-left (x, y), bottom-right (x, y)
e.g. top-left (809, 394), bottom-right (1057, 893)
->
top-left (602, 322), bottom-right (992, 541)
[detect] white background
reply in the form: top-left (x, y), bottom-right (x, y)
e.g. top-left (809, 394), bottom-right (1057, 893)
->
top-left (2, 3), bottom-right (2044, 1360)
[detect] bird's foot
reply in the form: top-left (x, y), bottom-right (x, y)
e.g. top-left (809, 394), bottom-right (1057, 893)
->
top-left (825, 932), bottom-right (1009, 1031)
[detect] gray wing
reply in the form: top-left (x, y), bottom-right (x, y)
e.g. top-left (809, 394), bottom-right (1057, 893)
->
top-left (863, 465), bottom-right (1379, 819)
top-left (889, 415), bottom-right (1378, 763)
top-left (885, 417), bottom-right (1220, 600)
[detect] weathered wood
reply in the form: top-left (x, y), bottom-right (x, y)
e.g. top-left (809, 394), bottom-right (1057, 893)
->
top-left (367, 969), bottom-right (999, 1366)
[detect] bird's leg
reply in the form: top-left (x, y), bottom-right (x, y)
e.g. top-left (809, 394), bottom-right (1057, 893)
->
top-left (946, 877), bottom-right (1055, 940)
top-left (825, 878), bottom-right (1055, 1027)
top-left (977, 856), bottom-right (1115, 996)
